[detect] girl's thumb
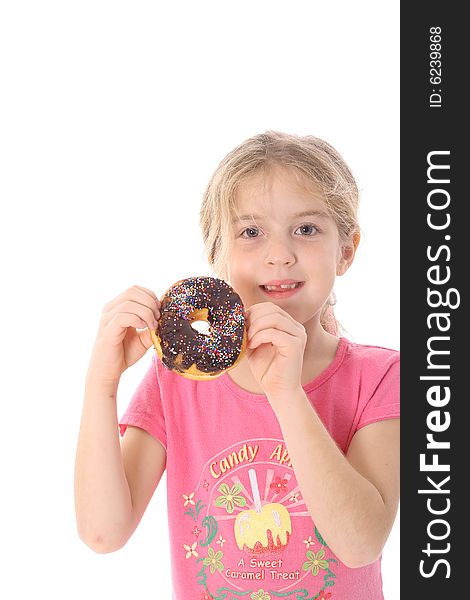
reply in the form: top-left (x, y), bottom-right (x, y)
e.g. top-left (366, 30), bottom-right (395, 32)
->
top-left (138, 328), bottom-right (154, 350)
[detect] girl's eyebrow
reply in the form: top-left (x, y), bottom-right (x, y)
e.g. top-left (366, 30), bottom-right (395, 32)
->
top-left (233, 210), bottom-right (330, 223)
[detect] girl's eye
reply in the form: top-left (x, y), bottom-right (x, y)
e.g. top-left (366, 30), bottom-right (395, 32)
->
top-left (241, 227), bottom-right (260, 238)
top-left (295, 223), bottom-right (318, 236)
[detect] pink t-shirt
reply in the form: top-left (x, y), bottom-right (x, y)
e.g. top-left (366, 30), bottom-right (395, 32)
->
top-left (119, 336), bottom-right (400, 600)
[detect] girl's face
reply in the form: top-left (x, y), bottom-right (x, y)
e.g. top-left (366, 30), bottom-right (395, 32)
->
top-left (226, 166), bottom-right (354, 328)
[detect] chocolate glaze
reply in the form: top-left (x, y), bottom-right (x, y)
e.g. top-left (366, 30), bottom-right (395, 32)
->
top-left (157, 276), bottom-right (245, 375)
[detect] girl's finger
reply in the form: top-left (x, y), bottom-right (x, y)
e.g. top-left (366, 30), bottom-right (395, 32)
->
top-left (246, 302), bottom-right (299, 327)
top-left (104, 301), bottom-right (159, 330)
top-left (248, 312), bottom-right (304, 341)
top-left (248, 327), bottom-right (301, 352)
top-left (103, 285), bottom-right (160, 319)
top-left (105, 312), bottom-right (150, 333)
top-left (133, 285), bottom-right (160, 307)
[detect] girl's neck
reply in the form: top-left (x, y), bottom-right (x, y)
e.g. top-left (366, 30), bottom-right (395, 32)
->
top-left (227, 319), bottom-right (341, 395)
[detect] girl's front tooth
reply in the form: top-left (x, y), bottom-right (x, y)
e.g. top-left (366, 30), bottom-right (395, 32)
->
top-left (264, 283), bottom-right (297, 290)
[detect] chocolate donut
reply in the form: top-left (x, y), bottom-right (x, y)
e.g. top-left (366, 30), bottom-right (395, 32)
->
top-left (150, 276), bottom-right (246, 380)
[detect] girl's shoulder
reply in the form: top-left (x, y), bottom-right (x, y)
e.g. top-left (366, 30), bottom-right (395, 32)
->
top-left (341, 337), bottom-right (400, 371)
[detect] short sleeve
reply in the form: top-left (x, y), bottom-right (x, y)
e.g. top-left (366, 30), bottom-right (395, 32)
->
top-left (118, 355), bottom-right (167, 449)
top-left (356, 357), bottom-right (400, 431)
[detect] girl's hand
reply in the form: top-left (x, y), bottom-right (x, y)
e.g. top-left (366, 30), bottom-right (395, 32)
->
top-left (245, 302), bottom-right (307, 399)
top-left (86, 285), bottom-right (160, 386)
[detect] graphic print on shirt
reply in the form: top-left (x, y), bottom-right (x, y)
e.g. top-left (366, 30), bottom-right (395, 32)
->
top-left (181, 438), bottom-right (338, 599)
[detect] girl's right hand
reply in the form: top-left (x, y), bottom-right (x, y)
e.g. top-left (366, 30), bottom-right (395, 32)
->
top-left (86, 285), bottom-right (161, 386)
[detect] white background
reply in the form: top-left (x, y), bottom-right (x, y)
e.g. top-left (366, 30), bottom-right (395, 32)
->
top-left (0, 1), bottom-right (399, 598)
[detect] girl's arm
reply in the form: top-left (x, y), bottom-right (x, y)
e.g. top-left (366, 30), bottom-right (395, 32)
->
top-left (74, 378), bottom-right (166, 553)
top-left (74, 285), bottom-right (165, 552)
top-left (272, 391), bottom-right (399, 568)
top-left (245, 301), bottom-right (399, 568)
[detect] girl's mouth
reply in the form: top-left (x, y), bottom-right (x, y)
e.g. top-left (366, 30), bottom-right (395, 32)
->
top-left (259, 281), bottom-right (304, 298)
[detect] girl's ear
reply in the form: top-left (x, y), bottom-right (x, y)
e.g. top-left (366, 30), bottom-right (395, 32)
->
top-left (352, 230), bottom-right (361, 252)
top-left (336, 231), bottom-right (360, 276)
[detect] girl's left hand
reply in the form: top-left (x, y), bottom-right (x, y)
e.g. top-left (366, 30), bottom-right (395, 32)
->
top-left (245, 302), bottom-right (307, 399)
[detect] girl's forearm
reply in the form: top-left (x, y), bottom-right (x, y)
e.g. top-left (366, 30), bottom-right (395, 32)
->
top-left (74, 378), bottom-right (133, 552)
top-left (269, 388), bottom-right (387, 568)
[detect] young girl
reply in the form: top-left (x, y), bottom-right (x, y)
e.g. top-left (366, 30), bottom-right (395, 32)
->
top-left (75, 131), bottom-right (400, 599)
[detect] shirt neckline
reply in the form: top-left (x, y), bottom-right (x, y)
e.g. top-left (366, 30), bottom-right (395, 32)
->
top-left (219, 336), bottom-right (349, 403)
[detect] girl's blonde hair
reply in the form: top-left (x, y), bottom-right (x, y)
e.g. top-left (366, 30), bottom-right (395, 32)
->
top-left (199, 130), bottom-right (360, 335)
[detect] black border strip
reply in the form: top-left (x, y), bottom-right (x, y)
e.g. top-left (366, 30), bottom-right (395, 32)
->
top-left (401, 3), bottom-right (465, 595)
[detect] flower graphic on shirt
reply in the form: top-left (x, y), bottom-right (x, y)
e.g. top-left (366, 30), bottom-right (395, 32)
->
top-left (182, 491), bottom-right (195, 506)
top-left (200, 591), bottom-right (213, 600)
top-left (290, 492), bottom-right (301, 502)
top-left (317, 591), bottom-right (332, 600)
top-left (183, 541), bottom-right (198, 559)
top-left (203, 547), bottom-right (224, 574)
top-left (303, 535), bottom-right (315, 549)
top-left (214, 483), bottom-right (246, 514)
top-left (314, 526), bottom-right (329, 547)
top-left (184, 497), bottom-right (206, 521)
top-left (215, 534), bottom-right (226, 548)
top-left (269, 476), bottom-right (288, 494)
top-left (192, 526), bottom-right (201, 537)
top-left (302, 549), bottom-right (329, 576)
top-left (250, 590), bottom-right (271, 600)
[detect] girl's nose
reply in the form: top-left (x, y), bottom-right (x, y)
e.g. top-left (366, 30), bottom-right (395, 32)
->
top-left (264, 241), bottom-right (296, 267)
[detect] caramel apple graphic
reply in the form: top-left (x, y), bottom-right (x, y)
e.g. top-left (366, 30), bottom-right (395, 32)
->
top-left (234, 468), bottom-right (292, 555)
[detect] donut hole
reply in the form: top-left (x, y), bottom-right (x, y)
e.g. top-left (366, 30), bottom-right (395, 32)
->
top-left (191, 320), bottom-right (211, 336)
top-left (189, 308), bottom-right (212, 336)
